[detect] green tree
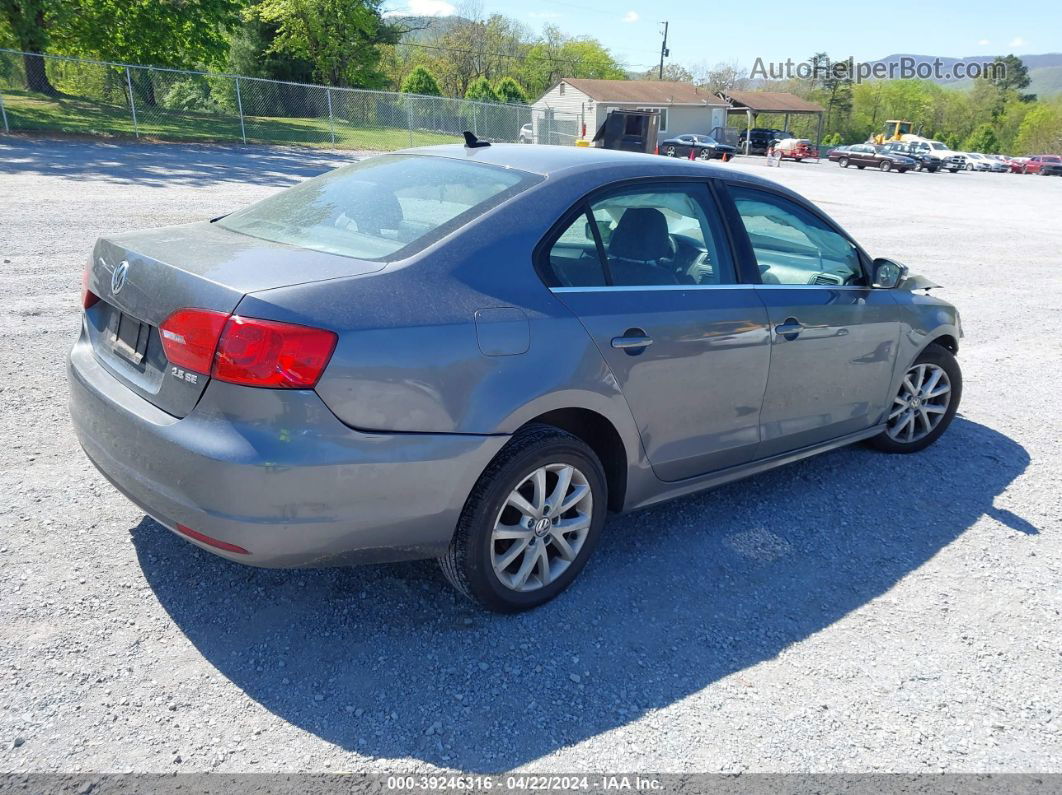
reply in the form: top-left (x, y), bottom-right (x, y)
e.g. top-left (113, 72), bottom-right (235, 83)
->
top-left (493, 75), bottom-right (528, 103)
top-left (963, 122), bottom-right (1000, 153)
top-left (464, 75), bottom-right (497, 102)
top-left (249, 0), bottom-right (400, 87)
top-left (1014, 101), bottom-right (1062, 154)
top-left (0, 0), bottom-right (70, 94)
top-left (989, 54), bottom-right (1031, 94)
top-left (58, 0), bottom-right (241, 68)
top-left (521, 26), bottom-right (625, 97)
top-left (400, 65), bottom-right (441, 96)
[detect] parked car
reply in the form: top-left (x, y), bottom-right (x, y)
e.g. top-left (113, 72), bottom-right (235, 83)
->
top-left (739, 127), bottom-right (792, 154)
top-left (904, 139), bottom-right (965, 172)
top-left (1039, 159), bottom-right (1062, 176)
top-left (69, 144), bottom-right (963, 612)
top-left (518, 123), bottom-right (534, 144)
top-left (1008, 156), bottom-right (1030, 173)
top-left (881, 141), bottom-right (940, 172)
top-left (836, 144), bottom-right (917, 172)
top-left (826, 145), bottom-right (851, 162)
top-left (961, 152), bottom-right (1002, 172)
top-left (1023, 155), bottom-right (1062, 174)
top-left (983, 155), bottom-right (1009, 173)
top-left (659, 133), bottom-right (736, 160)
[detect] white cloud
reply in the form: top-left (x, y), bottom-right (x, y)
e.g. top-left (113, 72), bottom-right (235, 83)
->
top-left (977, 39), bottom-right (990, 46)
top-left (384, 0), bottom-right (455, 17)
top-left (1009, 36), bottom-right (1025, 47)
top-left (621, 10), bottom-right (639, 22)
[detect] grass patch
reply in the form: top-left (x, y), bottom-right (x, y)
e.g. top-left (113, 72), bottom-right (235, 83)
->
top-left (0, 89), bottom-right (459, 150)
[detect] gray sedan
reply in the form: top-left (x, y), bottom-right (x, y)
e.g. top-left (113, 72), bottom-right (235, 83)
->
top-left (69, 144), bottom-right (963, 611)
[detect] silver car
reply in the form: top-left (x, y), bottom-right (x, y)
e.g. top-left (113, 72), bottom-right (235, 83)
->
top-left (69, 144), bottom-right (963, 611)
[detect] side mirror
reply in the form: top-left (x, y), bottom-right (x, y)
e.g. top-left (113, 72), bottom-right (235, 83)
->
top-left (872, 258), bottom-right (908, 289)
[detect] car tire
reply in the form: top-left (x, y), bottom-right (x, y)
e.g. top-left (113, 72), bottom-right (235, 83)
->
top-left (880, 160), bottom-right (892, 172)
top-left (698, 148), bottom-right (713, 161)
top-left (439, 424), bottom-right (608, 612)
top-left (857, 165), bottom-right (865, 169)
top-left (867, 344), bottom-right (962, 454)
top-left (839, 157), bottom-right (849, 168)
top-left (665, 146), bottom-right (677, 157)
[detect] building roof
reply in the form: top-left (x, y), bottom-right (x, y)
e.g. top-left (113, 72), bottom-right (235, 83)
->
top-left (718, 90), bottom-right (824, 113)
top-left (561, 79), bottom-right (727, 106)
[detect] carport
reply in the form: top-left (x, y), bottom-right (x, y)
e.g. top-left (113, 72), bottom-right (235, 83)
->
top-left (717, 91), bottom-right (825, 154)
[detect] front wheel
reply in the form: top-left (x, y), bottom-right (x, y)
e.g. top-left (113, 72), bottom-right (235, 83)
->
top-left (698, 148), bottom-right (713, 161)
top-left (880, 160), bottom-right (892, 172)
top-left (439, 424), bottom-right (607, 612)
top-left (867, 345), bottom-right (962, 454)
top-left (839, 157), bottom-right (849, 168)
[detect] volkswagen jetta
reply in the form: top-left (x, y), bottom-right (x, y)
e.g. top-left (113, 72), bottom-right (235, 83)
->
top-left (69, 144), bottom-right (962, 611)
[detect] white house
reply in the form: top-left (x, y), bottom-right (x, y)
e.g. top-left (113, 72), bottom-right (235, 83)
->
top-left (531, 78), bottom-right (730, 142)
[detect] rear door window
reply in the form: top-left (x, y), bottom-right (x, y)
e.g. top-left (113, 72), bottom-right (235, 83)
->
top-left (542, 183), bottom-right (734, 288)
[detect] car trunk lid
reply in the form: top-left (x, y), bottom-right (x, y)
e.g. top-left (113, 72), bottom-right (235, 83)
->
top-left (84, 221), bottom-right (383, 418)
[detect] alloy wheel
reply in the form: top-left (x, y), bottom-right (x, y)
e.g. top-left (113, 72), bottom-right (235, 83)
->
top-left (886, 363), bottom-right (952, 443)
top-left (490, 463), bottom-right (593, 592)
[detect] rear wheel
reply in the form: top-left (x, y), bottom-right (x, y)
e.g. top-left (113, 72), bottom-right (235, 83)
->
top-left (880, 160), bottom-right (892, 172)
top-left (665, 146), bottom-right (677, 157)
top-left (868, 345), bottom-right (962, 454)
top-left (439, 424), bottom-right (607, 612)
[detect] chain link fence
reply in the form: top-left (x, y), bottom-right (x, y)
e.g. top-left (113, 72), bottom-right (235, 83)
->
top-left (0, 49), bottom-right (582, 151)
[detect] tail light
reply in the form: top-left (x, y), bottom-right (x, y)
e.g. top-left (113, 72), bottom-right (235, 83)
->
top-left (81, 265), bottom-right (100, 309)
top-left (213, 316), bottom-right (337, 388)
top-left (159, 309), bottom-right (230, 373)
top-left (158, 308), bottom-right (337, 389)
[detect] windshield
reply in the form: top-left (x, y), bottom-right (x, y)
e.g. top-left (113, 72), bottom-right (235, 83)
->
top-left (217, 155), bottom-right (538, 261)
top-left (929, 141), bottom-right (947, 150)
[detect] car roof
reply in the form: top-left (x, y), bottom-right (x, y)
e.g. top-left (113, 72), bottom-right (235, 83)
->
top-left (401, 143), bottom-right (737, 179)
top-left (392, 143), bottom-right (809, 207)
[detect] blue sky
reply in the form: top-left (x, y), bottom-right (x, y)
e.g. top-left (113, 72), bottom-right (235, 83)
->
top-left (387, 0), bottom-right (1061, 74)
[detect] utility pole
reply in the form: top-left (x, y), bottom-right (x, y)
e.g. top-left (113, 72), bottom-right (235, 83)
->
top-left (658, 21), bottom-right (669, 80)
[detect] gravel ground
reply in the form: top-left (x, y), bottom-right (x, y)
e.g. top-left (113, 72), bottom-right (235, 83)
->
top-left (1, 136), bottom-right (1060, 775)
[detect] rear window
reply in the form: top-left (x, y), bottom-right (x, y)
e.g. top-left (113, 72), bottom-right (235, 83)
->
top-left (216, 155), bottom-right (538, 261)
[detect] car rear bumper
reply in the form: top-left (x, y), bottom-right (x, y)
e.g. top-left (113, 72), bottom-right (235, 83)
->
top-left (68, 332), bottom-right (508, 568)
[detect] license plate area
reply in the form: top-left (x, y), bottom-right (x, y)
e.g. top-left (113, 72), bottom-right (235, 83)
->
top-left (111, 311), bottom-right (149, 366)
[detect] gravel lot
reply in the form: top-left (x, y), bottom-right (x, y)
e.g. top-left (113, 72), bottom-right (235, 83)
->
top-left (1, 136), bottom-right (1060, 775)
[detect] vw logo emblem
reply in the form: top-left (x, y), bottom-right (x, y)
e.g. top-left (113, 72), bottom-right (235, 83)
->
top-left (111, 260), bottom-right (130, 294)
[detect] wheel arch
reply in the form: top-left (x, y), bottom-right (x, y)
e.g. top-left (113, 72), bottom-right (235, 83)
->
top-left (517, 408), bottom-right (628, 512)
top-left (928, 333), bottom-right (959, 354)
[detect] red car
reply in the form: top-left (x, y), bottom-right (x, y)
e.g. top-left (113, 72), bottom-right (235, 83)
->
top-left (1008, 157), bottom-right (1029, 173)
top-left (1022, 155), bottom-right (1062, 174)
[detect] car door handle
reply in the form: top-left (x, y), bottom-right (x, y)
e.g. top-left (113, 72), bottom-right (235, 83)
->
top-left (611, 334), bottom-right (654, 350)
top-left (774, 319), bottom-right (805, 339)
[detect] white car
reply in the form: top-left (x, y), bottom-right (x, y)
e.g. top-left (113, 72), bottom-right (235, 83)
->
top-left (518, 123), bottom-right (534, 144)
top-left (962, 152), bottom-right (994, 172)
